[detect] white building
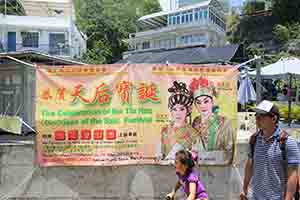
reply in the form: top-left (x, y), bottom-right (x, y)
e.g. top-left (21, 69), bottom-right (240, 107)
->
top-left (0, 0), bottom-right (86, 59)
top-left (125, 0), bottom-right (227, 55)
top-left (161, 0), bottom-right (206, 11)
top-left (21, 0), bottom-right (74, 17)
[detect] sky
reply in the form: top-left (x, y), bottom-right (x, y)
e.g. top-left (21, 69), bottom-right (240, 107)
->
top-left (230, 0), bottom-right (245, 7)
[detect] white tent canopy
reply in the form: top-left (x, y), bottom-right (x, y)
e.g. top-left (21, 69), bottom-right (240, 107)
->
top-left (249, 57), bottom-right (300, 126)
top-left (249, 57), bottom-right (300, 79)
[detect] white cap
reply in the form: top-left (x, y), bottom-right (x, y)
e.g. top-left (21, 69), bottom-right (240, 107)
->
top-left (254, 100), bottom-right (274, 114)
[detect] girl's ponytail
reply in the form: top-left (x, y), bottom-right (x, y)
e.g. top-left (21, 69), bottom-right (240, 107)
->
top-left (190, 150), bottom-right (198, 163)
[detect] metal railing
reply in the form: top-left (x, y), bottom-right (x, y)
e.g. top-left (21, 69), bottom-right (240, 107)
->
top-left (132, 20), bottom-right (225, 39)
top-left (4, 43), bottom-right (71, 57)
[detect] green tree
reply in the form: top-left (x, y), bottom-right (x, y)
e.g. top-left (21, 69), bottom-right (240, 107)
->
top-left (226, 0), bottom-right (300, 64)
top-left (242, 1), bottom-right (265, 15)
top-left (226, 11), bottom-right (240, 43)
top-left (286, 23), bottom-right (300, 39)
top-left (272, 0), bottom-right (300, 24)
top-left (75, 0), bottom-right (161, 64)
top-left (273, 24), bottom-right (290, 43)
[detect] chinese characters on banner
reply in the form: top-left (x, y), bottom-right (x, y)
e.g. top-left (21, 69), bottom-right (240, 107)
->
top-left (36, 64), bottom-right (238, 166)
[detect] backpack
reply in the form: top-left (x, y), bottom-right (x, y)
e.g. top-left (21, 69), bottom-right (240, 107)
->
top-left (249, 130), bottom-right (300, 199)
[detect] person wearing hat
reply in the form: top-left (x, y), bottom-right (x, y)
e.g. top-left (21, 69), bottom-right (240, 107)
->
top-left (240, 100), bottom-right (300, 200)
top-left (189, 77), bottom-right (234, 165)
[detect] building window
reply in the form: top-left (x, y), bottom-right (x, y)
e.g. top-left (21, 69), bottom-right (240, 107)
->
top-left (0, 40), bottom-right (3, 52)
top-left (172, 16), bottom-right (176, 25)
top-left (181, 14), bottom-right (185, 24)
top-left (178, 34), bottom-right (208, 46)
top-left (159, 40), bottom-right (164, 48)
top-left (49, 33), bottom-right (66, 55)
top-left (168, 8), bottom-right (213, 26)
top-left (136, 43), bottom-right (141, 50)
top-left (203, 10), bottom-right (208, 19)
top-left (179, 35), bottom-right (193, 45)
top-left (185, 14), bottom-right (189, 23)
top-left (180, 36), bottom-right (185, 44)
top-left (170, 39), bottom-right (176, 48)
top-left (154, 39), bottom-right (175, 49)
top-left (159, 40), bottom-right (170, 49)
top-left (195, 11), bottom-right (199, 21)
top-left (189, 12), bottom-right (193, 22)
top-left (180, 10), bottom-right (193, 24)
top-left (169, 15), bottom-right (178, 25)
top-left (209, 13), bottom-right (215, 23)
top-left (154, 40), bottom-right (160, 48)
top-left (21, 32), bottom-right (39, 48)
top-left (176, 15), bottom-right (180, 24)
top-left (142, 41), bottom-right (150, 49)
top-left (199, 10), bottom-right (203, 19)
top-left (192, 34), bottom-right (208, 44)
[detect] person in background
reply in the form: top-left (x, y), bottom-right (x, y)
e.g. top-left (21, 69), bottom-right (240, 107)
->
top-left (278, 84), bottom-right (289, 101)
top-left (296, 139), bottom-right (300, 200)
top-left (271, 82), bottom-right (278, 100)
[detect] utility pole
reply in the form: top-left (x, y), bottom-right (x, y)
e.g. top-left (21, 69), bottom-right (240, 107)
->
top-left (3, 0), bottom-right (7, 53)
top-left (68, 0), bottom-right (73, 57)
top-left (256, 57), bottom-right (262, 104)
top-left (287, 73), bottom-right (292, 126)
top-left (4, 0), bottom-right (7, 16)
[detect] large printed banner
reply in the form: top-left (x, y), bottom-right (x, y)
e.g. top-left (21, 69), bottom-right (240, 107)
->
top-left (36, 64), bottom-right (238, 166)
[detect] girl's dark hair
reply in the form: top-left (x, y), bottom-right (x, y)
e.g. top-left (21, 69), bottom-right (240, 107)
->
top-left (168, 81), bottom-right (193, 114)
top-left (175, 150), bottom-right (195, 170)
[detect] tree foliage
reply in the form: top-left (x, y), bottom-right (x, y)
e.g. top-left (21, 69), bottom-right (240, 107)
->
top-left (242, 1), bottom-right (265, 15)
top-left (273, 24), bottom-right (290, 43)
top-left (227, 0), bottom-right (300, 62)
top-left (273, 23), bottom-right (300, 43)
top-left (75, 0), bottom-right (161, 64)
top-left (272, 0), bottom-right (300, 24)
top-left (226, 12), bottom-right (240, 43)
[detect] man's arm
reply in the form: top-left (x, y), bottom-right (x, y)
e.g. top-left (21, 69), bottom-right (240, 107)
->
top-left (240, 158), bottom-right (253, 199)
top-left (285, 138), bottom-right (300, 200)
top-left (285, 166), bottom-right (298, 200)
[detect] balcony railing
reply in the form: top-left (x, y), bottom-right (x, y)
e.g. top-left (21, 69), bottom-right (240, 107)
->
top-left (129, 20), bottom-right (225, 40)
top-left (5, 43), bottom-right (71, 57)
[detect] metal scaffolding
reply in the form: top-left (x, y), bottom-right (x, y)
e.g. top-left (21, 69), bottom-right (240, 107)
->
top-left (0, 0), bottom-right (26, 16)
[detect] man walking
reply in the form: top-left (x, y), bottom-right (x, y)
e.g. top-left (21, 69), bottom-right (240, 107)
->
top-left (240, 100), bottom-right (300, 200)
